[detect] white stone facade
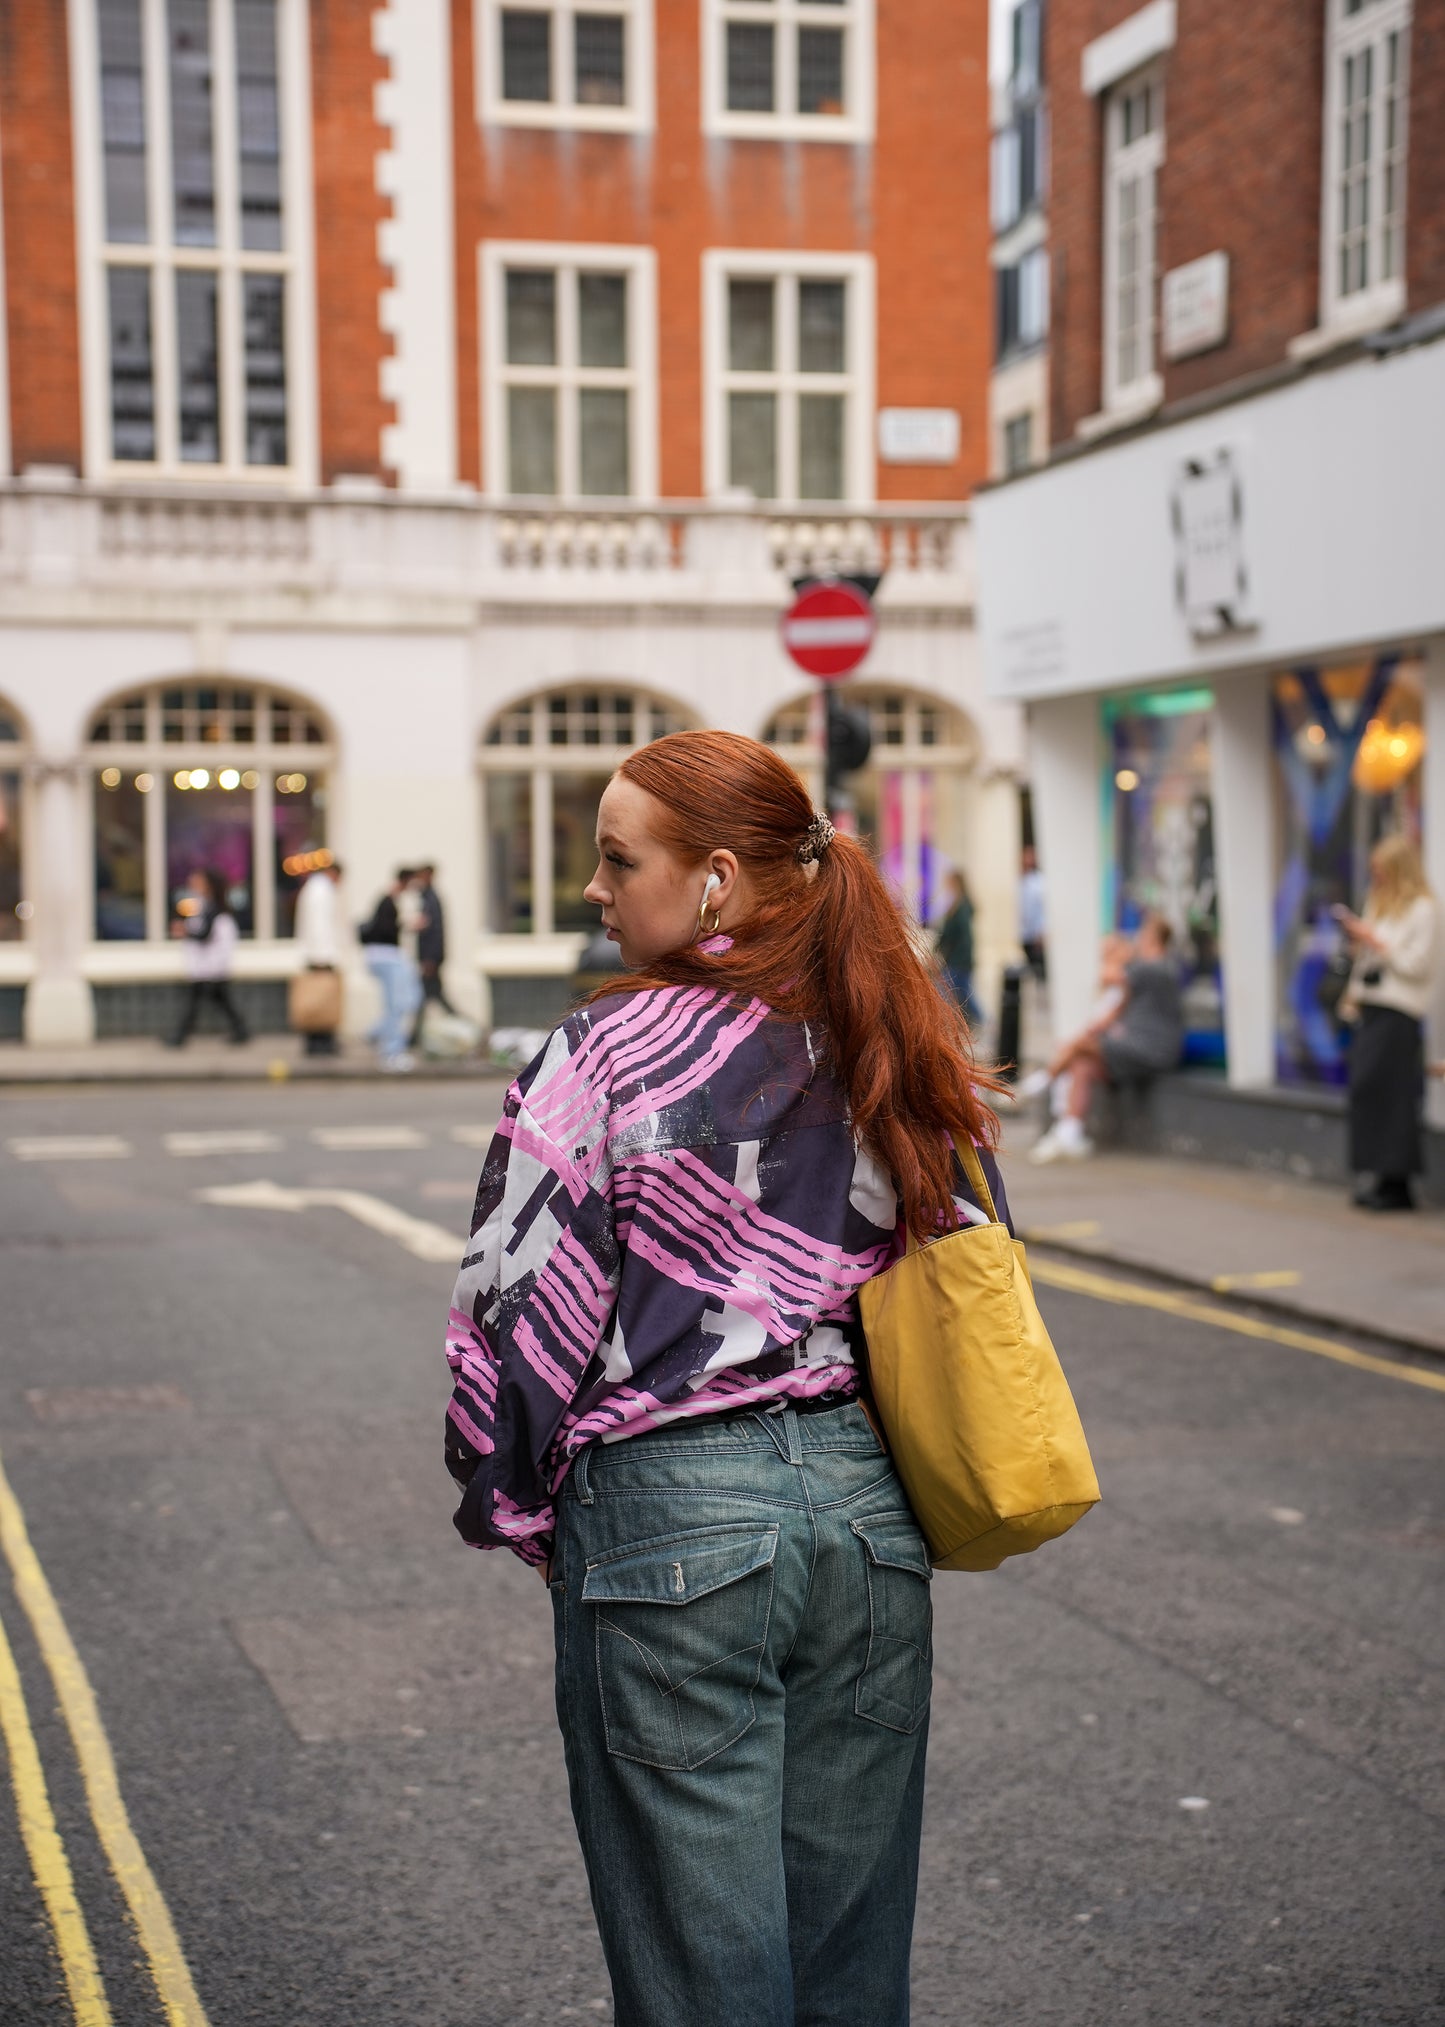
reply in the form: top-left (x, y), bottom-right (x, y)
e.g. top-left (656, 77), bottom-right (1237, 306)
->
top-left (0, 482), bottom-right (1024, 1044)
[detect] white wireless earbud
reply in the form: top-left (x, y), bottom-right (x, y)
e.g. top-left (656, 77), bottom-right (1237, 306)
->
top-left (702, 874), bottom-right (722, 903)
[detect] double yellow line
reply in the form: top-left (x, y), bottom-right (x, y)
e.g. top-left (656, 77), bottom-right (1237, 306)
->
top-left (0, 1447), bottom-right (210, 2025)
top-left (1029, 1254), bottom-right (1445, 1394)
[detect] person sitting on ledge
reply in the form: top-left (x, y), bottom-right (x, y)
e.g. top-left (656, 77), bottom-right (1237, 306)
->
top-left (1029, 913), bottom-right (1184, 1165)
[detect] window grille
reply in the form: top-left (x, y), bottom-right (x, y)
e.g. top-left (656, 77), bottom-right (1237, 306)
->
top-left (710, 258), bottom-right (871, 502)
top-left (479, 687), bottom-right (698, 936)
top-left (707, 0), bottom-right (872, 140)
top-left (1323, 0), bottom-right (1411, 322)
top-left (482, 0), bottom-right (649, 129)
top-left (1103, 69), bottom-right (1164, 411)
top-left (91, 0), bottom-right (296, 475)
top-left (85, 681), bottom-right (331, 942)
top-left (485, 245), bottom-right (654, 499)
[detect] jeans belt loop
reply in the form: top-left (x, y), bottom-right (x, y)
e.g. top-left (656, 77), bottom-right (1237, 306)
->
top-left (572, 1443), bottom-right (595, 1504)
top-left (782, 1403), bottom-right (803, 1467)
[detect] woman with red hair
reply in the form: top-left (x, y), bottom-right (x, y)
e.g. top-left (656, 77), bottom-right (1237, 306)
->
top-left (445, 730), bottom-right (1009, 2026)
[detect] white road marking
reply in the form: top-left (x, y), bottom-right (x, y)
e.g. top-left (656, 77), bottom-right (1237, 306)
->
top-left (163, 1131), bottom-right (284, 1156)
top-left (449, 1124), bottom-right (494, 1148)
top-left (309, 1126), bottom-right (430, 1152)
top-left (197, 1180), bottom-right (459, 1263)
top-left (6, 1137), bottom-right (133, 1162)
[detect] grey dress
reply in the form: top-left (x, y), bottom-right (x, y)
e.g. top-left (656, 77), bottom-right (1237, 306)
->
top-left (1101, 958), bottom-right (1184, 1081)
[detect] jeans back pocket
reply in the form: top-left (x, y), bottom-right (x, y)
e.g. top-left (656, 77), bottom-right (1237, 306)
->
top-left (582, 1524), bottom-right (779, 1770)
top-left (851, 1514), bottom-right (933, 1734)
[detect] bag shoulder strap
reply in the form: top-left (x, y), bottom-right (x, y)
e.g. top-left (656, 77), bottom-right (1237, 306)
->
top-left (951, 1133), bottom-right (1000, 1227)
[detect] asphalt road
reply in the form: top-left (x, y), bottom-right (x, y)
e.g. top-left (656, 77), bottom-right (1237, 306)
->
top-left (0, 1077), bottom-right (1442, 2027)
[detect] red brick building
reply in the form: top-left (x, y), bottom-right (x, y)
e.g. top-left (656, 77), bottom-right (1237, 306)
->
top-left (977, 0), bottom-right (1445, 1183)
top-left (0, 2), bottom-right (1026, 1048)
top-left (0, 0), bottom-right (993, 499)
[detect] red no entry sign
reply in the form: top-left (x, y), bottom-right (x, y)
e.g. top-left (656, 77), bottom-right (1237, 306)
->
top-left (779, 580), bottom-right (877, 681)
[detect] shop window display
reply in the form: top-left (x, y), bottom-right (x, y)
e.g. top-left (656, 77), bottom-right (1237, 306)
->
top-left (86, 682), bottom-right (330, 940)
top-left (1273, 655), bottom-right (1425, 1085)
top-left (1104, 691), bottom-right (1222, 1067)
top-left (761, 686), bottom-right (977, 930)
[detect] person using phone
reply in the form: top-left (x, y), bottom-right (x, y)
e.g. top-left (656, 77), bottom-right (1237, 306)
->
top-left (1335, 836), bottom-right (1438, 1212)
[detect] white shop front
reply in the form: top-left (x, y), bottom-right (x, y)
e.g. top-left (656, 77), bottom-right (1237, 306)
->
top-left (975, 327), bottom-right (1445, 1108)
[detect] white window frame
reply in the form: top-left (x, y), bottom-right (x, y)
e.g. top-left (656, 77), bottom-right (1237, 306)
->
top-left (0, 102), bottom-right (10, 480)
top-left (701, 0), bottom-right (875, 144)
top-left (67, 0), bottom-right (318, 485)
top-left (478, 685), bottom-right (696, 947)
top-left (476, 0), bottom-right (654, 132)
top-left (480, 241), bottom-right (657, 500)
top-left (1101, 65), bottom-right (1164, 420)
top-left (1318, 0), bottom-right (1410, 337)
top-left (702, 249), bottom-right (875, 505)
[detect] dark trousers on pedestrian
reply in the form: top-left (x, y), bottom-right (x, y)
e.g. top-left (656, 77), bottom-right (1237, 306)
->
top-left (410, 963), bottom-right (456, 1044)
top-left (170, 980), bottom-right (249, 1046)
top-left (550, 1401), bottom-right (931, 2027)
top-left (1348, 1004), bottom-right (1423, 1202)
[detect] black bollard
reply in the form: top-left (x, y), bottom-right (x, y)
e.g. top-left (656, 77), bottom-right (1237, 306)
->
top-left (996, 964), bottom-right (1023, 1083)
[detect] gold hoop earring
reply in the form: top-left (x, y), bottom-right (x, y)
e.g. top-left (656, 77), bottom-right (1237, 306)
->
top-left (697, 899), bottom-right (722, 936)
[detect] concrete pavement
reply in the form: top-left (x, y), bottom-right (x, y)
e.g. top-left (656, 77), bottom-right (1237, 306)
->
top-left (1000, 1120), bottom-right (1445, 1360)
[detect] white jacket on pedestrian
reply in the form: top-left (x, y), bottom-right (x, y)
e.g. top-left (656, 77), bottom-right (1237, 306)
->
top-left (1355, 893), bottom-right (1439, 1021)
top-left (295, 871), bottom-right (343, 967)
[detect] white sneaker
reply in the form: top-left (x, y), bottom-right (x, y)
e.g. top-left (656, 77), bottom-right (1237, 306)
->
top-left (1015, 1068), bottom-right (1051, 1100)
top-left (1028, 1121), bottom-right (1095, 1164)
top-left (381, 1051), bottom-right (417, 1073)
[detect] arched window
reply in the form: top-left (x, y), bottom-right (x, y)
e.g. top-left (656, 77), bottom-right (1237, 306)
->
top-left (479, 685), bottom-right (696, 936)
top-left (86, 682), bottom-right (332, 941)
top-left (762, 684), bottom-right (979, 923)
top-left (0, 702), bottom-right (27, 943)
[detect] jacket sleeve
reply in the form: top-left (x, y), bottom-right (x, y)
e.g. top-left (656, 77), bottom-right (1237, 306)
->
top-left (444, 1036), bottom-right (619, 1563)
top-left (1375, 897), bottom-right (1438, 987)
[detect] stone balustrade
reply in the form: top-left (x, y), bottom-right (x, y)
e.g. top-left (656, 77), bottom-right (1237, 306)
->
top-left (0, 479), bottom-right (972, 611)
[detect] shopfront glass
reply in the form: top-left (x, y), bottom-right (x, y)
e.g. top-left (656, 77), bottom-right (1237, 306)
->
top-left (273, 772), bottom-right (328, 937)
top-left (1103, 690), bottom-right (1223, 1066)
top-left (94, 769), bottom-right (149, 939)
top-left (552, 770), bottom-right (612, 930)
top-left (1272, 655), bottom-right (1425, 1086)
top-left (166, 774), bottom-right (255, 931)
top-left (486, 773), bottom-right (534, 933)
top-left (0, 767), bottom-right (21, 940)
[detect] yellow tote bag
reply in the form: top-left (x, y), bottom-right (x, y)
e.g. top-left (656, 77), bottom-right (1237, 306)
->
top-left (858, 1139), bottom-right (1100, 1572)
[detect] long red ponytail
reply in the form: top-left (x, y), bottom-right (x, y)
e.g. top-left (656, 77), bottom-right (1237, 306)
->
top-left (596, 729), bottom-right (1001, 1238)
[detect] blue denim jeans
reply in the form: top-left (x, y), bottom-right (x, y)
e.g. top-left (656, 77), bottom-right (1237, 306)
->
top-left (362, 944), bottom-right (420, 1061)
top-left (550, 1401), bottom-right (933, 2027)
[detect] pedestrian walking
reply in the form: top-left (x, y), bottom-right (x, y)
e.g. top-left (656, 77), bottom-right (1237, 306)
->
top-left (1336, 835), bottom-right (1438, 1212)
top-left (443, 729), bottom-right (1012, 2027)
top-left (293, 857), bottom-right (345, 1057)
top-left (166, 869), bottom-right (249, 1048)
top-left (1019, 844), bottom-right (1047, 983)
top-left (934, 867), bottom-right (980, 1025)
top-left (1029, 913), bottom-right (1183, 1163)
top-left (358, 869), bottom-right (421, 1072)
top-left (409, 863), bottom-right (458, 1046)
